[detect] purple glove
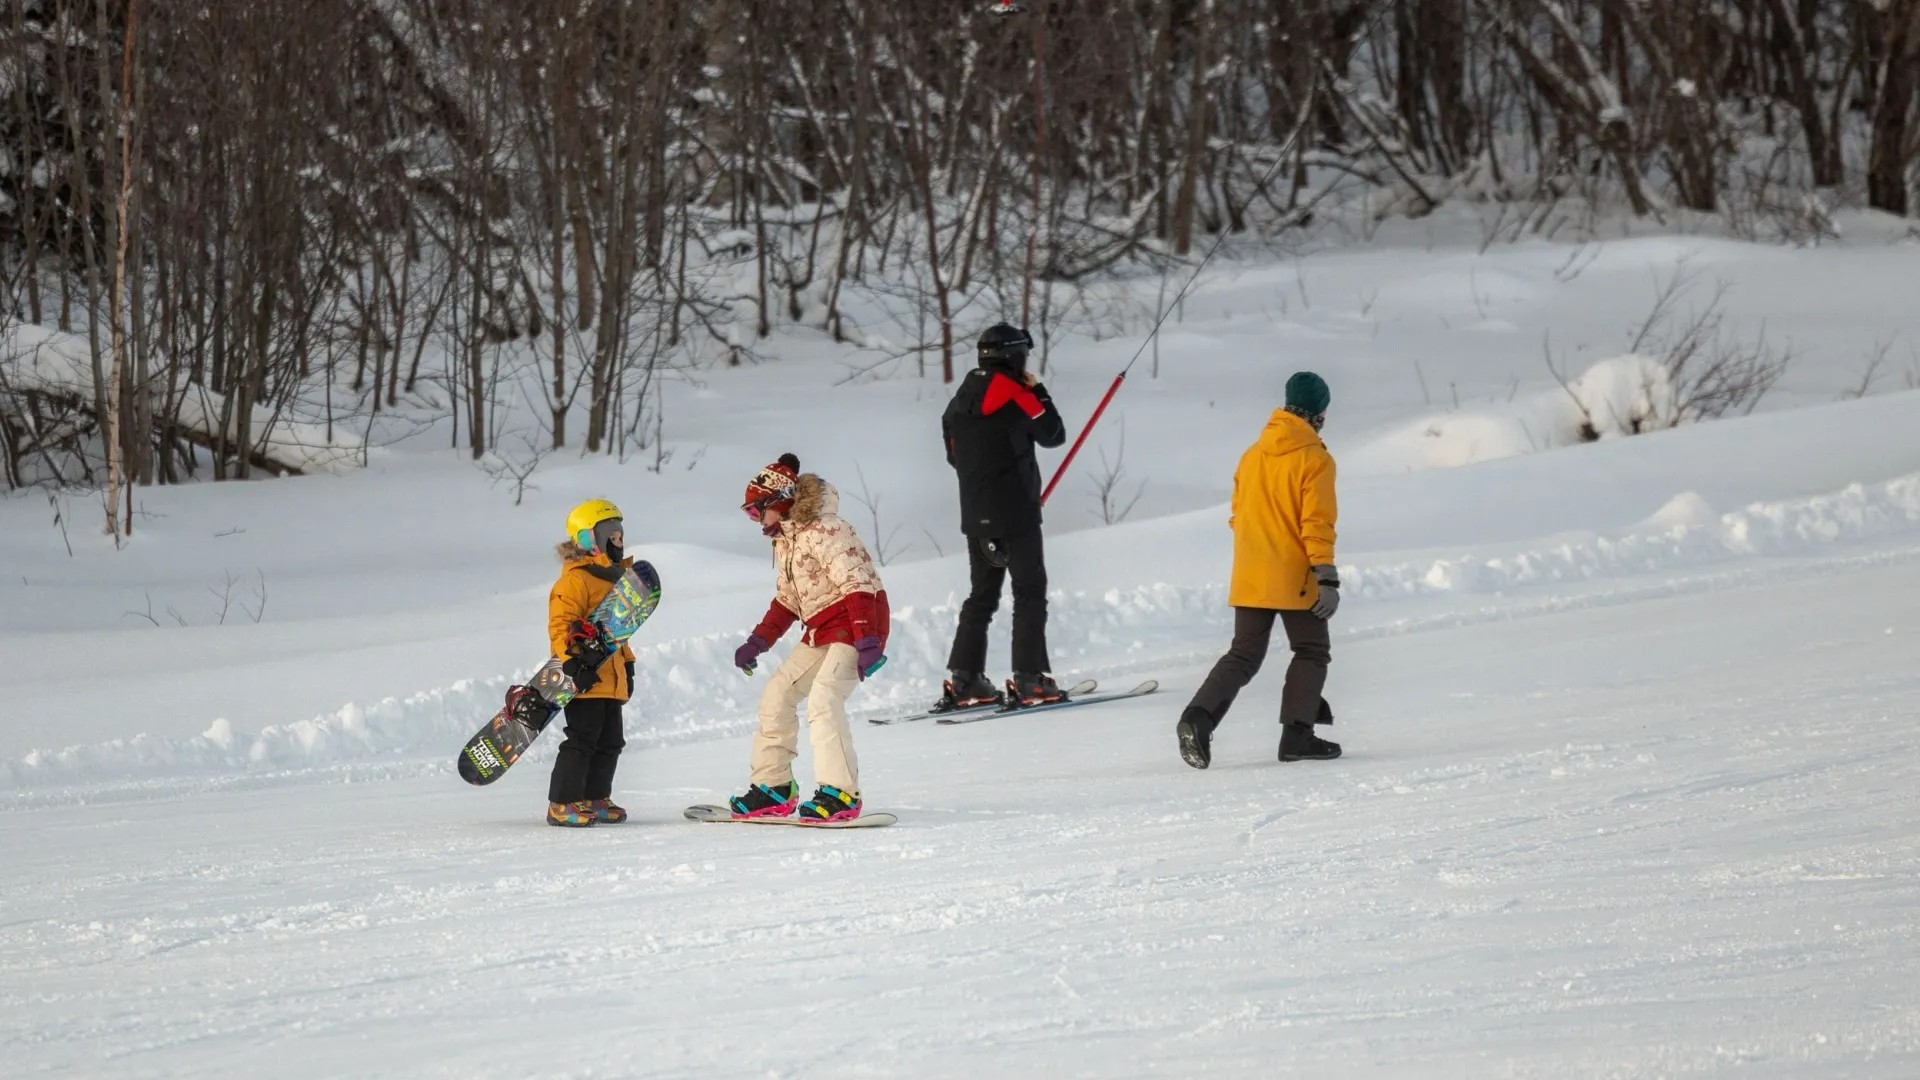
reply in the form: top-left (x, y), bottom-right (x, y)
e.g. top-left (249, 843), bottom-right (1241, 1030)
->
top-left (734, 634), bottom-right (770, 674)
top-left (853, 635), bottom-right (885, 680)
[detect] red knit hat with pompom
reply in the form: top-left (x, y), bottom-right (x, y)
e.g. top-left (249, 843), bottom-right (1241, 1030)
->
top-left (743, 453), bottom-right (801, 516)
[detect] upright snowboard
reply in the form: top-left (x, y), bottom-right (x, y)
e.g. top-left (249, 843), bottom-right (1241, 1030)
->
top-left (457, 561), bottom-right (662, 785)
top-left (683, 805), bottom-right (896, 828)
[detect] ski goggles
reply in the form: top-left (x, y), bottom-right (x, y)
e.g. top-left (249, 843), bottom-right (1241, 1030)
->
top-left (741, 488), bottom-right (793, 521)
top-left (576, 516), bottom-right (624, 551)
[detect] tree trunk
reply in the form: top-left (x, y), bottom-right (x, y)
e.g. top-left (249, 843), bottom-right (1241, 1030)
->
top-left (1867, 2), bottom-right (1920, 215)
top-left (1173, 1), bottom-right (1214, 255)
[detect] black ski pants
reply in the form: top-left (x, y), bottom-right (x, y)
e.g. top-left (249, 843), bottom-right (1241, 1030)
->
top-left (946, 529), bottom-right (1050, 676)
top-left (1188, 607), bottom-right (1330, 729)
top-left (547, 696), bottom-right (625, 804)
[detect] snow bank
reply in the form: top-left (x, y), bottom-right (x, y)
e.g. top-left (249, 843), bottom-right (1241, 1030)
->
top-left (0, 581), bottom-right (1231, 794)
top-left (1345, 354), bottom-right (1687, 474)
top-left (3, 324), bottom-right (363, 475)
top-left (171, 389), bottom-right (365, 475)
top-left (1349, 473), bottom-right (1920, 597)
top-left (8, 471), bottom-right (1920, 794)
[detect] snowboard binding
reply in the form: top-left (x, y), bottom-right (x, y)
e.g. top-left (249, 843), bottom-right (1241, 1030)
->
top-left (504, 684), bottom-right (556, 733)
top-left (564, 618), bottom-right (616, 670)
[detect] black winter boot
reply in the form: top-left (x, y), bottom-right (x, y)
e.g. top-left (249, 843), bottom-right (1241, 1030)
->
top-left (1010, 672), bottom-right (1066, 706)
top-left (938, 671), bottom-right (1002, 711)
top-left (1177, 706), bottom-right (1215, 770)
top-left (1279, 723), bottom-right (1341, 762)
top-left (729, 781), bottom-right (798, 819)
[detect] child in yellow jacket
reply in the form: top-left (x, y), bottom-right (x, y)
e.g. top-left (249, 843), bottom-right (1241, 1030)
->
top-left (544, 499), bottom-right (639, 827)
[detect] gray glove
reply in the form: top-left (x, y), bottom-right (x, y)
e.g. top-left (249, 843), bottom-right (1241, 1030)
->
top-left (1309, 564), bottom-right (1340, 620)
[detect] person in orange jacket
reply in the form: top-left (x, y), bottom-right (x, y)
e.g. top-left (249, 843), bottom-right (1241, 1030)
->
top-left (543, 499), bottom-right (640, 827)
top-left (1178, 372), bottom-right (1343, 769)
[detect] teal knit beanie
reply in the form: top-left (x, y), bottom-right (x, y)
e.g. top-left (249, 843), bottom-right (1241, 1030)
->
top-left (1285, 371), bottom-right (1331, 415)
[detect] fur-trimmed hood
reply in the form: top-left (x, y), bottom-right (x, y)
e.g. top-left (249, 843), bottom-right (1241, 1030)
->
top-left (555, 541), bottom-right (630, 570)
top-left (785, 473), bottom-right (840, 527)
top-left (765, 473), bottom-right (881, 622)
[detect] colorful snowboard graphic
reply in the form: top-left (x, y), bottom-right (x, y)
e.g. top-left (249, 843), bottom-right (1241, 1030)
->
top-left (457, 561), bottom-right (661, 786)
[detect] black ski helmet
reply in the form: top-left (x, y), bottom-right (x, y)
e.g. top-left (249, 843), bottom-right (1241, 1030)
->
top-left (977, 323), bottom-right (1033, 373)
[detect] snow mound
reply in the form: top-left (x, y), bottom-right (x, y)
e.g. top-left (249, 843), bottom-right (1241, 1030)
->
top-left (3, 324), bottom-right (364, 475)
top-left (1568, 353), bottom-right (1680, 438)
top-left (1346, 354), bottom-right (1687, 474)
top-left (1348, 473), bottom-right (1920, 597)
top-left (0, 582), bottom-right (1229, 793)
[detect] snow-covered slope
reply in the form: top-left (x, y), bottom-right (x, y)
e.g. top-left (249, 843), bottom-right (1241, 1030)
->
top-left (5, 537), bottom-right (1918, 1077)
top-left (4, 231), bottom-right (1920, 1076)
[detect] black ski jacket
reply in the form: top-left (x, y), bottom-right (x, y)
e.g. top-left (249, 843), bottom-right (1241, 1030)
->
top-left (942, 367), bottom-right (1067, 537)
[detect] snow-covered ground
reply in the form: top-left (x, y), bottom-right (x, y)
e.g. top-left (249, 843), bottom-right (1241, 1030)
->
top-left (4, 227), bottom-right (1920, 1076)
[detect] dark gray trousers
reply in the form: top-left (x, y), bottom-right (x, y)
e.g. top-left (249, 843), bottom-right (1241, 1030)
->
top-left (1187, 607), bottom-right (1330, 728)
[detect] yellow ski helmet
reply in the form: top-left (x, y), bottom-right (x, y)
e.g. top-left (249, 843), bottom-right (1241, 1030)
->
top-left (564, 499), bottom-right (623, 551)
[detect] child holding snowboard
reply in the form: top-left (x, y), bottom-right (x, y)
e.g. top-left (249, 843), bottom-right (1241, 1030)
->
top-left (544, 499), bottom-right (639, 827)
top-left (730, 455), bottom-right (889, 822)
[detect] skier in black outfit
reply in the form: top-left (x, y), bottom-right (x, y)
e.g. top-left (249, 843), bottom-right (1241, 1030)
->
top-left (939, 324), bottom-right (1069, 707)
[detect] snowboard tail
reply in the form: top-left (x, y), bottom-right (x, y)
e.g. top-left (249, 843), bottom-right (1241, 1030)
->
top-left (457, 561), bottom-right (662, 786)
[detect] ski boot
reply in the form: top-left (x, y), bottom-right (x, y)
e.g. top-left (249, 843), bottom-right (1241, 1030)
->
top-left (589, 798), bottom-right (628, 824)
top-left (1177, 706), bottom-right (1216, 770)
top-left (1279, 723), bottom-right (1341, 762)
top-left (1009, 671), bottom-right (1067, 707)
top-left (797, 784), bottom-right (862, 823)
top-left (729, 781), bottom-right (799, 819)
top-left (934, 670), bottom-right (1002, 712)
top-left (547, 800), bottom-right (597, 827)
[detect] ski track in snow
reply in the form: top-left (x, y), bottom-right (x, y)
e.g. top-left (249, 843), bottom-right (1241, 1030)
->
top-left (8, 471), bottom-right (1920, 799)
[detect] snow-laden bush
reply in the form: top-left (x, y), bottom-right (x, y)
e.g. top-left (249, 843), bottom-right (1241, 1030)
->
top-left (1566, 354), bottom-right (1682, 439)
top-left (1344, 351), bottom-right (1760, 475)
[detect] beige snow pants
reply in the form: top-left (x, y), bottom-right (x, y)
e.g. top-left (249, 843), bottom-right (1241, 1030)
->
top-left (750, 641), bottom-right (861, 793)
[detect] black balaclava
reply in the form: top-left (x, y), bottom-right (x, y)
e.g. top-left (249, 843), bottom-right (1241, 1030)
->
top-left (593, 517), bottom-right (625, 562)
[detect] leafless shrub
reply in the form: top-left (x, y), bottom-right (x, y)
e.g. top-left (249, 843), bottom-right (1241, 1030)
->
top-left (1639, 270), bottom-right (1791, 421)
top-left (124, 593), bottom-right (160, 627)
top-left (846, 462), bottom-right (908, 567)
top-left (477, 432), bottom-right (552, 507)
top-left (209, 568), bottom-right (268, 626)
top-left (1843, 339), bottom-right (1896, 400)
top-left (242, 570), bottom-right (268, 623)
top-left (47, 490), bottom-right (74, 558)
top-left (1551, 263), bottom-right (1792, 442)
top-left (1088, 418), bottom-right (1146, 526)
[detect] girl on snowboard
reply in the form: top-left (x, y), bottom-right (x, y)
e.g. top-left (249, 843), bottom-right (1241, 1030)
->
top-left (730, 454), bottom-right (889, 822)
top-left (544, 499), bottom-right (639, 827)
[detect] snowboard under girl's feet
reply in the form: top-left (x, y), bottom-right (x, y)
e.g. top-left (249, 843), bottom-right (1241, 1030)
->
top-left (684, 804), bottom-right (896, 828)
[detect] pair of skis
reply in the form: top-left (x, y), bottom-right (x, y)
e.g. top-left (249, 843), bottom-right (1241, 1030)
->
top-left (868, 677), bottom-right (1160, 727)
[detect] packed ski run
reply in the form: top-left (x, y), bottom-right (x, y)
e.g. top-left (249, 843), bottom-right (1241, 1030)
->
top-left (6, 227), bottom-right (1920, 1076)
